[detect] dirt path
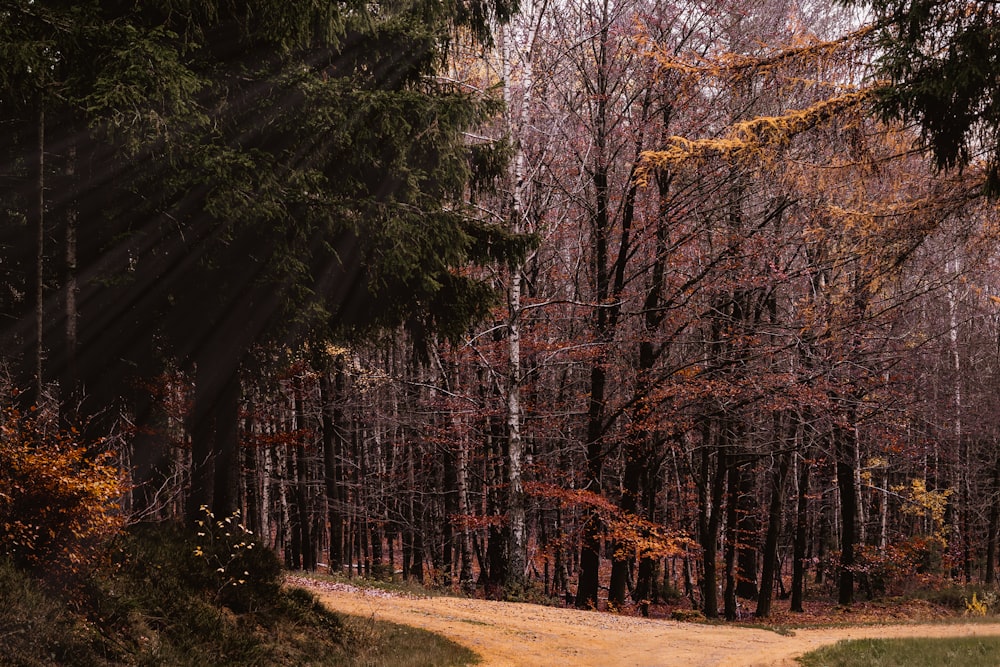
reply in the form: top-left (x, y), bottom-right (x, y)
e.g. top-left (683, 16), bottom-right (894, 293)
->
top-left (292, 577), bottom-right (1000, 666)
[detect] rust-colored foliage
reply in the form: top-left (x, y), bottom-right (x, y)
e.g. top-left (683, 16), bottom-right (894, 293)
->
top-left (0, 405), bottom-right (125, 578)
top-left (527, 482), bottom-right (693, 561)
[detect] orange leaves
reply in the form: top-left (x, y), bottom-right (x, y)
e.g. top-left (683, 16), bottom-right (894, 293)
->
top-left (527, 482), bottom-right (693, 561)
top-left (639, 91), bottom-right (871, 173)
top-left (0, 405), bottom-right (125, 579)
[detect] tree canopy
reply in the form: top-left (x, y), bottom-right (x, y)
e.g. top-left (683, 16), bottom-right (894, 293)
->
top-left (863, 0), bottom-right (1000, 193)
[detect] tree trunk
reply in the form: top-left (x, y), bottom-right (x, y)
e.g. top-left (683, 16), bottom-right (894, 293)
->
top-left (60, 140), bottom-right (78, 425)
top-left (575, 360), bottom-right (606, 609)
top-left (836, 422), bottom-right (858, 606)
top-left (790, 453), bottom-right (810, 612)
top-left (505, 269), bottom-right (526, 591)
top-left (454, 373), bottom-right (475, 592)
top-left (724, 453), bottom-right (740, 620)
top-left (321, 367), bottom-right (345, 572)
top-left (484, 415), bottom-right (508, 592)
top-left (285, 439), bottom-right (302, 569)
top-left (243, 407), bottom-right (262, 537)
top-left (756, 448), bottom-right (791, 618)
top-left (293, 376), bottom-right (314, 570)
top-left (499, 16), bottom-right (538, 595)
top-left (985, 456), bottom-right (1000, 586)
top-left (735, 456), bottom-right (759, 601)
top-left (700, 437), bottom-right (727, 619)
top-left (31, 108), bottom-right (45, 408)
top-left (609, 456), bottom-right (642, 608)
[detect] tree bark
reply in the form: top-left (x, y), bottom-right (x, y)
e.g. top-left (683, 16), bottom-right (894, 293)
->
top-left (985, 456), bottom-right (1000, 586)
top-left (790, 453), bottom-right (811, 612)
top-left (756, 448), bottom-right (791, 618)
top-left (320, 367), bottom-right (345, 572)
top-left (836, 421), bottom-right (858, 606)
top-left (31, 108), bottom-right (45, 408)
top-left (700, 432), bottom-right (728, 619)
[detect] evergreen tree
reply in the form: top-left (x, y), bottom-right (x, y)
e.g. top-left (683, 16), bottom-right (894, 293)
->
top-left (0, 0), bottom-right (522, 520)
top-left (862, 0), bottom-right (1000, 193)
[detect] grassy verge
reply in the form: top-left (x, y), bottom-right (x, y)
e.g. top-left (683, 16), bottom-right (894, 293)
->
top-left (337, 614), bottom-right (479, 666)
top-left (0, 524), bottom-right (478, 666)
top-left (797, 636), bottom-right (1000, 667)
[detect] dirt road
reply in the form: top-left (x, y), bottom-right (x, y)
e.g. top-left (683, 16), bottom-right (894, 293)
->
top-left (292, 577), bottom-right (1000, 666)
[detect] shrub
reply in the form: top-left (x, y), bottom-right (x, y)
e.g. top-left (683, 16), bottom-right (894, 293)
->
top-left (965, 592), bottom-right (991, 616)
top-left (192, 507), bottom-right (281, 612)
top-left (671, 608), bottom-right (706, 622)
top-left (0, 406), bottom-right (125, 581)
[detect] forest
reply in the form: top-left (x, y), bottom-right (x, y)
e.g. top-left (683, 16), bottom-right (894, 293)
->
top-left (4, 0), bottom-right (1000, 627)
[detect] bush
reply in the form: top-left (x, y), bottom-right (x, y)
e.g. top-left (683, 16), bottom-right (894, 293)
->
top-left (671, 608), bottom-right (706, 622)
top-left (191, 507), bottom-right (282, 612)
top-left (912, 584), bottom-right (1000, 612)
top-left (106, 523), bottom-right (342, 665)
top-left (0, 406), bottom-right (125, 582)
top-left (855, 536), bottom-right (949, 598)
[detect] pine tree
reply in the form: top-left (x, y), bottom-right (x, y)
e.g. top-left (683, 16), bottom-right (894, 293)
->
top-left (0, 0), bottom-right (523, 520)
top-left (862, 0), bottom-right (1000, 193)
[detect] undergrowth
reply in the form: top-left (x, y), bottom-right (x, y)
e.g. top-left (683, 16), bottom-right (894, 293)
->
top-left (0, 523), bottom-right (477, 666)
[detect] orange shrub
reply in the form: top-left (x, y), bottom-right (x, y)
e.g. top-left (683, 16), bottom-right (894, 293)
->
top-left (0, 406), bottom-right (125, 578)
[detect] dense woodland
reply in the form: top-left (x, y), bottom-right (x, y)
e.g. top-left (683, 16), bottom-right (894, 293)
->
top-left (4, 0), bottom-right (1000, 623)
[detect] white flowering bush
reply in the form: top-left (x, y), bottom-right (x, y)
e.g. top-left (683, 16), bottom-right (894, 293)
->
top-left (192, 506), bottom-right (280, 611)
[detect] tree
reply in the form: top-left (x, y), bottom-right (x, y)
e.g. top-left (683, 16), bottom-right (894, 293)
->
top-left (3, 0), bottom-right (523, 523)
top-left (863, 0), bottom-right (1000, 193)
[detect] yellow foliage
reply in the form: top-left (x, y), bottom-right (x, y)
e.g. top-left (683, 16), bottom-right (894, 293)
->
top-left (892, 478), bottom-right (952, 543)
top-left (639, 90), bottom-right (871, 178)
top-left (0, 405), bottom-right (125, 578)
top-left (965, 592), bottom-right (989, 617)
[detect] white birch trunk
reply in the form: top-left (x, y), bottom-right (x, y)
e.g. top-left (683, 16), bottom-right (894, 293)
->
top-left (500, 3), bottom-right (546, 589)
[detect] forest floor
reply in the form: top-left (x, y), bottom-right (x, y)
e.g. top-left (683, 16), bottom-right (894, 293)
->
top-left (290, 575), bottom-right (1000, 666)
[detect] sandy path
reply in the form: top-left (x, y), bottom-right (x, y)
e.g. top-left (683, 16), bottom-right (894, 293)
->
top-left (291, 577), bottom-right (1000, 666)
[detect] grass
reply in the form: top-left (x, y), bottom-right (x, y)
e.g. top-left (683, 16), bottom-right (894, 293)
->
top-left (337, 614), bottom-right (479, 666)
top-left (0, 525), bottom-right (478, 666)
top-left (797, 636), bottom-right (1000, 667)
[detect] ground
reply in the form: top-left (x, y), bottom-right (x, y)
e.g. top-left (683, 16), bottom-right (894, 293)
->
top-left (291, 576), bottom-right (1000, 666)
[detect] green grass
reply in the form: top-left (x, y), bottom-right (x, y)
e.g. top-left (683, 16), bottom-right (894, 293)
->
top-left (797, 636), bottom-right (1000, 667)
